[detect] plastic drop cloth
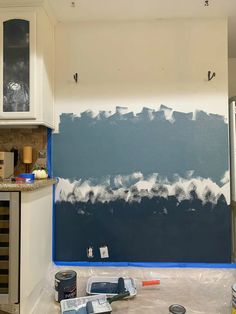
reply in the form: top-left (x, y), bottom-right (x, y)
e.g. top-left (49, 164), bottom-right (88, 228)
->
top-left (31, 264), bottom-right (236, 314)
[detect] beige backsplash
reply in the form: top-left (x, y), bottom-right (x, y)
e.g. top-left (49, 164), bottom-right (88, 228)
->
top-left (0, 126), bottom-right (47, 176)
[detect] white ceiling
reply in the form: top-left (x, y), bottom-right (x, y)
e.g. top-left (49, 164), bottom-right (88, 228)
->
top-left (47, 0), bottom-right (236, 57)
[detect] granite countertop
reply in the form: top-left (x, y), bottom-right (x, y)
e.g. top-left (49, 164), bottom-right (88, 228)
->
top-left (0, 178), bottom-right (57, 192)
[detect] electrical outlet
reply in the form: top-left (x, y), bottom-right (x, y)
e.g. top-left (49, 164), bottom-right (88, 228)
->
top-left (87, 246), bottom-right (94, 258)
top-left (100, 246), bottom-right (109, 259)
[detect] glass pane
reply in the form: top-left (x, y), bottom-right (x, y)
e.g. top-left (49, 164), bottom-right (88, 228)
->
top-left (3, 19), bottom-right (30, 112)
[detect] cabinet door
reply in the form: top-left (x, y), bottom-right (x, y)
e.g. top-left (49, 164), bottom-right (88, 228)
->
top-left (0, 12), bottom-right (36, 119)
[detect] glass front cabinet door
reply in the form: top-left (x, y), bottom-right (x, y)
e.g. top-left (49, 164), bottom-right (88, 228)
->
top-left (0, 12), bottom-right (36, 119)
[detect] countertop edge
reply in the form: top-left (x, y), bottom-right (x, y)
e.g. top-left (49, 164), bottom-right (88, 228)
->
top-left (0, 178), bottom-right (57, 192)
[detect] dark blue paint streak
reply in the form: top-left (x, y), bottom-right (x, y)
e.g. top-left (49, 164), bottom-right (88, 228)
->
top-left (54, 194), bottom-right (231, 263)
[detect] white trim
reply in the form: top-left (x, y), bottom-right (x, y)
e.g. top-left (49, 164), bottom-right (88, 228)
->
top-left (0, 120), bottom-right (54, 128)
top-left (0, 0), bottom-right (57, 25)
top-left (42, 0), bottom-right (57, 26)
top-left (0, 0), bottom-right (44, 7)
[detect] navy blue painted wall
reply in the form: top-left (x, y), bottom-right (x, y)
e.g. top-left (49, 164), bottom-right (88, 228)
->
top-left (53, 106), bottom-right (231, 263)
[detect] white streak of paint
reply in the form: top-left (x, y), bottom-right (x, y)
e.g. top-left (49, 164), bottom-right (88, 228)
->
top-left (55, 172), bottom-right (230, 205)
top-left (221, 170), bottom-right (230, 185)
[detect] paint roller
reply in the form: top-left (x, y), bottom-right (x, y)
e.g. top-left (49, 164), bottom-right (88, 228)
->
top-left (64, 303), bottom-right (94, 314)
top-left (63, 291), bottom-right (131, 314)
top-left (85, 301), bottom-right (95, 314)
top-left (117, 277), bottom-right (161, 290)
top-left (63, 304), bottom-right (94, 314)
top-left (117, 277), bottom-right (126, 294)
top-left (89, 276), bottom-right (160, 297)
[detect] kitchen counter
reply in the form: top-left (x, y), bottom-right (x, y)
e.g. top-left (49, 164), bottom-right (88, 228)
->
top-left (0, 178), bottom-right (57, 191)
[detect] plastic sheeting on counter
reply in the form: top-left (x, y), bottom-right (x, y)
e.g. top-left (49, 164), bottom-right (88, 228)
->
top-left (31, 264), bottom-right (236, 314)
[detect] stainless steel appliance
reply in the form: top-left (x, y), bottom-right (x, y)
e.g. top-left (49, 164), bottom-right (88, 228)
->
top-left (0, 192), bottom-right (20, 310)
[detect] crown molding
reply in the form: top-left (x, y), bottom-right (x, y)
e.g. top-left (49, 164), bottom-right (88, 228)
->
top-left (0, 0), bottom-right (57, 24)
top-left (0, 0), bottom-right (44, 7)
top-left (43, 0), bottom-right (57, 25)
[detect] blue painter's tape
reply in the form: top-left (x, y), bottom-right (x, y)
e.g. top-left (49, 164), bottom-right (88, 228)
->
top-left (53, 261), bottom-right (236, 268)
top-left (52, 184), bottom-right (56, 262)
top-left (19, 173), bottom-right (35, 183)
top-left (47, 127), bottom-right (55, 261)
top-left (47, 128), bottom-right (52, 177)
top-left (128, 262), bottom-right (236, 268)
top-left (54, 261), bottom-right (130, 267)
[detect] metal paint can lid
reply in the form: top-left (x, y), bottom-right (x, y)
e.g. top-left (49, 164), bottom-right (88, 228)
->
top-left (233, 283), bottom-right (236, 293)
top-left (169, 304), bottom-right (186, 314)
top-left (55, 270), bottom-right (77, 281)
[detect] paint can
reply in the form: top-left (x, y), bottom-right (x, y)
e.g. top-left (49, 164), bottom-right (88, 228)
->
top-left (169, 304), bottom-right (186, 314)
top-left (55, 270), bottom-right (77, 302)
top-left (232, 284), bottom-right (236, 313)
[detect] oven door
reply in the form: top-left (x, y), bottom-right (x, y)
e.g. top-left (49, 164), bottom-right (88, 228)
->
top-left (0, 192), bottom-right (19, 304)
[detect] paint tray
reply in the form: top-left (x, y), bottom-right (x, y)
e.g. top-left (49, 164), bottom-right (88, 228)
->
top-left (86, 276), bottom-right (137, 298)
top-left (60, 295), bottom-right (112, 314)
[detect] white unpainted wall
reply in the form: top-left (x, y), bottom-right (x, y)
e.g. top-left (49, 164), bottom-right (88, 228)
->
top-left (50, 21), bottom-right (234, 314)
top-left (54, 18), bottom-right (228, 130)
top-left (229, 58), bottom-right (236, 98)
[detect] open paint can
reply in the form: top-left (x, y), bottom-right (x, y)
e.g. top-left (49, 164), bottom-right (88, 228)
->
top-left (55, 270), bottom-right (77, 302)
top-left (169, 304), bottom-right (186, 314)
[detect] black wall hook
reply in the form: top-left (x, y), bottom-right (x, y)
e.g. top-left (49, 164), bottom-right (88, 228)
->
top-left (73, 73), bottom-right (78, 83)
top-left (208, 71), bottom-right (216, 81)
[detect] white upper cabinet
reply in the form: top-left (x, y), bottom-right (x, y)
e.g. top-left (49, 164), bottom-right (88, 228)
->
top-left (0, 6), bottom-right (54, 128)
top-left (0, 12), bottom-right (36, 120)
